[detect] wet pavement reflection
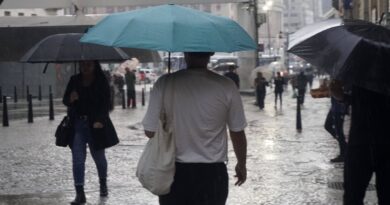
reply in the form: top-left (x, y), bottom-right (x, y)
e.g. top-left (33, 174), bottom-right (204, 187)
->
top-left (0, 81), bottom-right (378, 205)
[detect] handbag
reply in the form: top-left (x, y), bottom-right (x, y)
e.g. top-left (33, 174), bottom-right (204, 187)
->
top-left (136, 76), bottom-right (175, 195)
top-left (310, 87), bottom-right (330, 98)
top-left (55, 116), bottom-right (74, 147)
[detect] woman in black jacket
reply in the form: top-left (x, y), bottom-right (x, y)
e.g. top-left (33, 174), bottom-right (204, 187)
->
top-left (63, 60), bottom-right (119, 205)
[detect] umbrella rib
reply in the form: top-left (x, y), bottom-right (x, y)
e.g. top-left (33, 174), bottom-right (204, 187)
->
top-left (53, 34), bottom-right (67, 62)
top-left (113, 18), bottom-right (135, 47)
top-left (200, 14), bottom-right (234, 52)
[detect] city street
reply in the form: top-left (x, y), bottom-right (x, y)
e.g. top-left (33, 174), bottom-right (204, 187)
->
top-left (0, 80), bottom-right (378, 205)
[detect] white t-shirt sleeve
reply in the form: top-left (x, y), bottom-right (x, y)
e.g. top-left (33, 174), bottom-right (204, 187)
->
top-left (142, 76), bottom-right (165, 132)
top-left (227, 86), bottom-right (247, 132)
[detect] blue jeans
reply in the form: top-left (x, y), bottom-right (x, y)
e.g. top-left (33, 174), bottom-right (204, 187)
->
top-left (72, 118), bottom-right (107, 185)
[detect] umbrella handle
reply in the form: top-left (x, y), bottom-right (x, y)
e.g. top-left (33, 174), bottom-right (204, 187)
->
top-left (42, 63), bottom-right (49, 73)
top-left (168, 52), bottom-right (171, 74)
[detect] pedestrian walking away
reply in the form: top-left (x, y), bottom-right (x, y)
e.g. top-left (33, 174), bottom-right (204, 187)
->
top-left (63, 60), bottom-right (119, 205)
top-left (296, 71), bottom-right (308, 105)
top-left (224, 65), bottom-right (240, 88)
top-left (143, 52), bottom-right (247, 205)
top-left (254, 72), bottom-right (269, 110)
top-left (273, 71), bottom-right (285, 109)
top-left (125, 67), bottom-right (137, 108)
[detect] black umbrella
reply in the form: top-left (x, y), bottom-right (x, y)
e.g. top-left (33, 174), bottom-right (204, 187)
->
top-left (20, 33), bottom-right (129, 64)
top-left (288, 19), bottom-right (390, 95)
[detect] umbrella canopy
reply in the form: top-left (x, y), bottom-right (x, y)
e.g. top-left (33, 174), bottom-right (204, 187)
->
top-left (21, 33), bottom-right (129, 63)
top-left (288, 19), bottom-right (390, 95)
top-left (250, 66), bottom-right (273, 83)
top-left (80, 4), bottom-right (257, 52)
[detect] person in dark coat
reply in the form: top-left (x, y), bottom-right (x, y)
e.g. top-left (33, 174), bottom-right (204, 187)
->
top-left (224, 65), bottom-right (240, 88)
top-left (254, 72), bottom-right (269, 110)
top-left (296, 71), bottom-right (308, 105)
top-left (63, 60), bottom-right (119, 205)
top-left (125, 67), bottom-right (137, 108)
top-left (273, 72), bottom-right (285, 109)
top-left (343, 86), bottom-right (390, 205)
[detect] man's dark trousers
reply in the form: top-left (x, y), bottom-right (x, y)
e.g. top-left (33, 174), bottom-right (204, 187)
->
top-left (324, 109), bottom-right (347, 157)
top-left (159, 162), bottom-right (228, 205)
top-left (126, 89), bottom-right (136, 108)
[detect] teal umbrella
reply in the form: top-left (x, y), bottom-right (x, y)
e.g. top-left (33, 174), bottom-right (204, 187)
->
top-left (80, 4), bottom-right (256, 53)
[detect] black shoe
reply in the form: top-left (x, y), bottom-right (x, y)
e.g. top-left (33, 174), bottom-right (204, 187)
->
top-left (100, 178), bottom-right (108, 197)
top-left (71, 185), bottom-right (86, 205)
top-left (330, 155), bottom-right (344, 163)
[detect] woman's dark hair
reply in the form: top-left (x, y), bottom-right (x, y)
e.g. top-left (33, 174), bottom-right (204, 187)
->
top-left (93, 61), bottom-right (114, 111)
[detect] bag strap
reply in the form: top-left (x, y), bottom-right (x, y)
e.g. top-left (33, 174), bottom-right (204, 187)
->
top-left (160, 74), bottom-right (175, 126)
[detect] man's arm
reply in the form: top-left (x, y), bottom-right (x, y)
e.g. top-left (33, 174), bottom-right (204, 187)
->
top-left (229, 130), bottom-right (247, 186)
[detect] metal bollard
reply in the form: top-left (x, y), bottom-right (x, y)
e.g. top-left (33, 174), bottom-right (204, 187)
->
top-left (142, 88), bottom-right (145, 106)
top-left (28, 94), bottom-right (33, 123)
top-left (38, 85), bottom-right (42, 101)
top-left (26, 86), bottom-right (30, 102)
top-left (49, 92), bottom-right (54, 120)
top-left (2, 96), bottom-right (9, 127)
top-left (296, 93), bottom-right (302, 132)
top-left (14, 86), bottom-right (17, 103)
top-left (121, 89), bottom-right (126, 109)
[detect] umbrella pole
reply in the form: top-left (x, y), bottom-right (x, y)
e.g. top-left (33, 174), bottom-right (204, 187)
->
top-left (168, 52), bottom-right (171, 74)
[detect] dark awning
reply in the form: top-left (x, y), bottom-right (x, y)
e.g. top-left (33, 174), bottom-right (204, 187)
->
top-left (0, 26), bottom-right (161, 63)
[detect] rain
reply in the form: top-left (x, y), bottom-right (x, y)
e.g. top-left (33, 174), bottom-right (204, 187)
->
top-left (0, 0), bottom-right (388, 205)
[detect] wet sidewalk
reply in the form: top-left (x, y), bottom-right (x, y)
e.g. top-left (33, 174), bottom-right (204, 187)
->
top-left (0, 80), bottom-right (378, 205)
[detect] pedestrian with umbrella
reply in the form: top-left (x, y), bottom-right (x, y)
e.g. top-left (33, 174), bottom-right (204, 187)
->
top-left (81, 4), bottom-right (256, 204)
top-left (20, 33), bottom-right (128, 204)
top-left (288, 18), bottom-right (390, 205)
top-left (63, 60), bottom-right (119, 204)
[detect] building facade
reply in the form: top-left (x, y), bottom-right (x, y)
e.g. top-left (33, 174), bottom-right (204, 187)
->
top-left (333, 0), bottom-right (390, 24)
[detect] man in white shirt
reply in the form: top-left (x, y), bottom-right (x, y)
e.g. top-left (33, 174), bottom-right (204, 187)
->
top-left (142, 52), bottom-right (247, 205)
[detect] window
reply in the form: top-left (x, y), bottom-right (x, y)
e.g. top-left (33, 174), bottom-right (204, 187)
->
top-left (18, 12), bottom-right (24, 16)
top-left (31, 14), bottom-right (37, 16)
top-left (4, 11), bottom-right (11, 16)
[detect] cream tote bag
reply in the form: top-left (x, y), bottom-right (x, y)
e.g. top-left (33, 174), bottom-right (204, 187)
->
top-left (136, 76), bottom-right (175, 195)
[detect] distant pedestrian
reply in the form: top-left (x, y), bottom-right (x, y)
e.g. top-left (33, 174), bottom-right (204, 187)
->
top-left (113, 73), bottom-right (125, 96)
top-left (143, 52), bottom-right (247, 205)
top-left (125, 67), bottom-right (137, 108)
top-left (307, 73), bottom-right (314, 89)
top-left (63, 60), bottom-right (119, 205)
top-left (103, 70), bottom-right (115, 110)
top-left (224, 65), bottom-right (240, 88)
top-left (273, 72), bottom-right (285, 108)
top-left (296, 71), bottom-right (308, 105)
top-left (254, 72), bottom-right (269, 110)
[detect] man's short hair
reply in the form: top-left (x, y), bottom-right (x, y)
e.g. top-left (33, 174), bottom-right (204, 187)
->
top-left (184, 52), bottom-right (215, 58)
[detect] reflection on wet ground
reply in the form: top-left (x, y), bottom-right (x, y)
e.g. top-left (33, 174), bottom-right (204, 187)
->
top-left (0, 82), bottom-right (378, 205)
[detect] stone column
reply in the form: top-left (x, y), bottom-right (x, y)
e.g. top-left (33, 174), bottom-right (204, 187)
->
top-left (236, 2), bottom-right (257, 90)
